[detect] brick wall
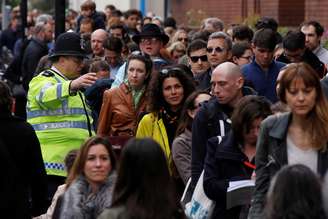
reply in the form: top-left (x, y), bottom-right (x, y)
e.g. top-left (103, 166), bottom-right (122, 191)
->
top-left (279, 0), bottom-right (305, 26)
top-left (305, 0), bottom-right (328, 29)
top-left (170, 0), bottom-right (328, 29)
top-left (171, 0), bottom-right (243, 28)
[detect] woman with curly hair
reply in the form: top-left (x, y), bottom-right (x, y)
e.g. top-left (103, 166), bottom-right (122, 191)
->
top-left (136, 65), bottom-right (195, 173)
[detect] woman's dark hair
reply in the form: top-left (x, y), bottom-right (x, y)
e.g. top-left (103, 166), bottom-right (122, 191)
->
top-left (125, 53), bottom-right (153, 86)
top-left (148, 65), bottom-right (196, 113)
top-left (232, 42), bottom-right (252, 58)
top-left (112, 138), bottom-right (181, 219)
top-left (231, 95), bottom-right (272, 145)
top-left (0, 81), bottom-right (13, 114)
top-left (265, 164), bottom-right (326, 219)
top-left (66, 136), bottom-right (117, 188)
top-left (64, 149), bottom-right (79, 174)
top-left (176, 90), bottom-right (211, 136)
top-left (278, 62), bottom-right (328, 150)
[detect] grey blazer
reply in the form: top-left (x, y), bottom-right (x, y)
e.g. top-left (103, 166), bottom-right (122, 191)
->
top-left (248, 112), bottom-right (328, 219)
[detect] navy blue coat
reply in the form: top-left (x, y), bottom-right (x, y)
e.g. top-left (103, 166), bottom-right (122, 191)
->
top-left (191, 87), bottom-right (257, 190)
top-left (203, 131), bottom-right (254, 219)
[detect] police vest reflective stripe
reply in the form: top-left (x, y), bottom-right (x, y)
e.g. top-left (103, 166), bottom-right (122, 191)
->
top-left (27, 68), bottom-right (94, 177)
top-left (44, 162), bottom-right (65, 171)
top-left (27, 108), bottom-right (86, 119)
top-left (32, 121), bottom-right (89, 131)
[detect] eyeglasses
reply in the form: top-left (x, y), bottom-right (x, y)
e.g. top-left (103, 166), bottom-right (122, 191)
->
top-left (178, 37), bottom-right (188, 42)
top-left (190, 55), bottom-right (208, 63)
top-left (140, 37), bottom-right (159, 44)
top-left (239, 56), bottom-right (253, 61)
top-left (206, 47), bottom-right (225, 53)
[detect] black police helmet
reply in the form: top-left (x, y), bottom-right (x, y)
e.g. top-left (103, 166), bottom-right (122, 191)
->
top-left (49, 32), bottom-right (87, 59)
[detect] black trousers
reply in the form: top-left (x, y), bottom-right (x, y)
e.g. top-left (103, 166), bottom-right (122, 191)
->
top-left (46, 175), bottom-right (66, 207)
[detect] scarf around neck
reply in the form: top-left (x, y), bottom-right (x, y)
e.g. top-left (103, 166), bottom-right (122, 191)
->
top-left (59, 171), bottom-right (117, 219)
top-left (124, 78), bottom-right (146, 108)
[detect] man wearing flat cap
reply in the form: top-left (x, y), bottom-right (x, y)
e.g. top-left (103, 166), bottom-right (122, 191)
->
top-left (26, 32), bottom-right (97, 201)
top-left (112, 23), bottom-right (171, 87)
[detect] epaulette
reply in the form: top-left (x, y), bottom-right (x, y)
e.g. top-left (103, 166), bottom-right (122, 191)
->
top-left (41, 70), bottom-right (55, 77)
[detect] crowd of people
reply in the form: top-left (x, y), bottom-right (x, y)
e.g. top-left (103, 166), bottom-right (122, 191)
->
top-left (2, 0), bottom-right (328, 218)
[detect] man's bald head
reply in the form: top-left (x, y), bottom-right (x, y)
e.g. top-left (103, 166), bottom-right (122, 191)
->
top-left (91, 29), bottom-right (108, 56)
top-left (211, 62), bottom-right (244, 107)
top-left (212, 61), bottom-right (242, 79)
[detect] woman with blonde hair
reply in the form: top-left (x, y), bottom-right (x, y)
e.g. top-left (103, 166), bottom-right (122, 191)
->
top-left (248, 62), bottom-right (328, 218)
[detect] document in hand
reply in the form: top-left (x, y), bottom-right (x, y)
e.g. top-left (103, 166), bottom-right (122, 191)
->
top-left (226, 180), bottom-right (255, 209)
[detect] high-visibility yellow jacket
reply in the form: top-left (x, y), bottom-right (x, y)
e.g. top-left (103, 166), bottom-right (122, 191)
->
top-left (27, 68), bottom-right (94, 177)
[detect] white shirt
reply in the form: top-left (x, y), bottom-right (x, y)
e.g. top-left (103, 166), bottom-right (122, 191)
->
top-left (313, 45), bottom-right (328, 65)
top-left (287, 135), bottom-right (318, 173)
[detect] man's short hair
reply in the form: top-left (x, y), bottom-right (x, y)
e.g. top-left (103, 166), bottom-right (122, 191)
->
top-left (80, 17), bottom-right (94, 30)
top-left (187, 39), bottom-right (207, 57)
top-left (283, 30), bottom-right (305, 51)
top-left (255, 17), bottom-right (278, 32)
top-left (232, 42), bottom-right (252, 58)
top-left (190, 30), bottom-right (211, 42)
top-left (124, 9), bottom-right (142, 19)
top-left (164, 17), bottom-right (177, 29)
top-left (105, 4), bottom-right (116, 11)
top-left (208, 31), bottom-right (232, 51)
top-left (232, 25), bottom-right (254, 42)
top-left (301, 20), bottom-right (324, 36)
top-left (81, 0), bottom-right (96, 11)
top-left (89, 58), bottom-right (110, 72)
top-left (202, 17), bottom-right (224, 31)
top-left (253, 28), bottom-right (277, 51)
top-left (35, 14), bottom-right (53, 25)
top-left (103, 36), bottom-right (123, 53)
top-left (33, 22), bottom-right (46, 35)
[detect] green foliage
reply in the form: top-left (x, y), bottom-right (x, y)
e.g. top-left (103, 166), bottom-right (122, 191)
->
top-left (242, 14), bottom-right (260, 29)
top-left (277, 26), bottom-right (289, 37)
top-left (7, 0), bottom-right (20, 7)
top-left (185, 9), bottom-right (208, 28)
top-left (29, 0), bottom-right (57, 14)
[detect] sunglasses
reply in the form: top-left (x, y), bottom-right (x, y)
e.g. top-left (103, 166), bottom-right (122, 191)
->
top-left (178, 37), bottom-right (188, 42)
top-left (190, 55), bottom-right (208, 63)
top-left (206, 47), bottom-right (225, 53)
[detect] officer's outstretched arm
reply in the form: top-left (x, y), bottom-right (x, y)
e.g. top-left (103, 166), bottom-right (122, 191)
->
top-left (70, 73), bottom-right (97, 94)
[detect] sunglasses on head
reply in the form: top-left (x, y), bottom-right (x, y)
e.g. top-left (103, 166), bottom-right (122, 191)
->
top-left (160, 67), bottom-right (184, 75)
top-left (190, 55), bottom-right (208, 63)
top-left (206, 47), bottom-right (225, 53)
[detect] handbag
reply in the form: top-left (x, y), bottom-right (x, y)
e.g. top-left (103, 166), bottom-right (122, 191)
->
top-left (184, 136), bottom-right (221, 219)
top-left (184, 171), bottom-right (215, 219)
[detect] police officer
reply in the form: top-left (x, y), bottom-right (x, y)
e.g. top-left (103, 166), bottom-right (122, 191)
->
top-left (26, 32), bottom-right (97, 202)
